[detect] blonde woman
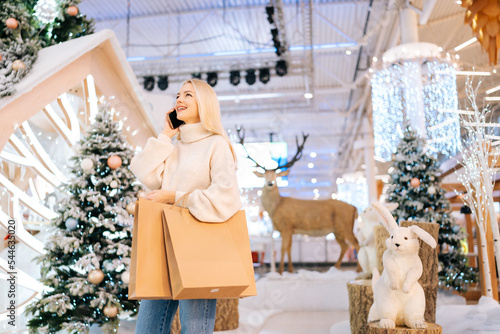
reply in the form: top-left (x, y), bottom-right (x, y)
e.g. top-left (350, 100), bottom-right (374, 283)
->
top-left (130, 79), bottom-right (241, 333)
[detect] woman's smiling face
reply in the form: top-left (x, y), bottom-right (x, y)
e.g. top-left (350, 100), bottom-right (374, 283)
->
top-left (176, 83), bottom-right (200, 124)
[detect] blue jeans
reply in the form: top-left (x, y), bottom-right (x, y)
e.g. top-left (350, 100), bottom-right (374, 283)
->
top-left (135, 299), bottom-right (217, 334)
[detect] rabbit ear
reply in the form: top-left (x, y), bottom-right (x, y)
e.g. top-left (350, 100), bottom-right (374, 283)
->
top-left (371, 202), bottom-right (399, 233)
top-left (410, 225), bottom-right (437, 249)
top-left (383, 202), bottom-right (399, 211)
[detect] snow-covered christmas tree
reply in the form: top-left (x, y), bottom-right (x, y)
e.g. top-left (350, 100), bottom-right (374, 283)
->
top-left (0, 0), bottom-right (41, 97)
top-left (386, 127), bottom-right (477, 291)
top-left (0, 0), bottom-right (94, 98)
top-left (26, 108), bottom-right (141, 333)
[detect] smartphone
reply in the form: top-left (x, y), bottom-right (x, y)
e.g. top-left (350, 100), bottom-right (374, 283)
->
top-left (168, 109), bottom-right (185, 129)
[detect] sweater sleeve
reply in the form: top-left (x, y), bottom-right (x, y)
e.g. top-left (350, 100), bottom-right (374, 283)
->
top-left (130, 134), bottom-right (174, 190)
top-left (176, 139), bottom-right (242, 222)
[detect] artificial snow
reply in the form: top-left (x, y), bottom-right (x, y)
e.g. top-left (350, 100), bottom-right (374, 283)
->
top-left (2, 238), bottom-right (500, 333)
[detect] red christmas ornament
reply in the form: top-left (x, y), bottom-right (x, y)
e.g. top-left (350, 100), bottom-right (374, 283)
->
top-left (410, 178), bottom-right (421, 187)
top-left (107, 155), bottom-right (122, 169)
top-left (67, 6), bottom-right (79, 16)
top-left (0, 54), bottom-right (3, 62)
top-left (6, 18), bottom-right (18, 29)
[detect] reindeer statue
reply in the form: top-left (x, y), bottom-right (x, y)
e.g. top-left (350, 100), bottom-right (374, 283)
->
top-left (237, 128), bottom-right (359, 273)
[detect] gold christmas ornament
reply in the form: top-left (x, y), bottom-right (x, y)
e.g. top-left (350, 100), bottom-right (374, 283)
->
top-left (0, 54), bottom-right (2, 62)
top-left (67, 5), bottom-right (79, 16)
top-left (410, 177), bottom-right (421, 188)
top-left (12, 60), bottom-right (26, 71)
top-left (107, 155), bottom-right (122, 169)
top-left (126, 202), bottom-right (136, 215)
top-left (462, 0), bottom-right (500, 65)
top-left (103, 304), bottom-right (118, 318)
top-left (137, 190), bottom-right (146, 198)
top-left (88, 269), bottom-right (105, 284)
top-left (6, 18), bottom-right (18, 29)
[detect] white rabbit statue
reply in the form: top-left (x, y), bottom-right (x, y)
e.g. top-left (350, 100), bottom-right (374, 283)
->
top-left (367, 202), bottom-right (437, 329)
top-left (357, 202), bottom-right (398, 279)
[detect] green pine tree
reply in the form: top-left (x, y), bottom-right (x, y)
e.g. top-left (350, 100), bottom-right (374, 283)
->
top-left (42, 0), bottom-right (94, 46)
top-left (386, 127), bottom-right (477, 292)
top-left (0, 0), bottom-right (42, 97)
top-left (0, 0), bottom-right (94, 98)
top-left (26, 108), bottom-right (140, 333)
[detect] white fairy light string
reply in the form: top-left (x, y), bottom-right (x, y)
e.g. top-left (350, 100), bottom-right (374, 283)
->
top-left (371, 43), bottom-right (461, 160)
top-left (455, 79), bottom-right (500, 299)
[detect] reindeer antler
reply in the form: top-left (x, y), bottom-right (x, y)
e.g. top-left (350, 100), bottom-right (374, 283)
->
top-left (236, 126), bottom-right (267, 171)
top-left (275, 133), bottom-right (309, 170)
top-left (236, 126), bottom-right (309, 171)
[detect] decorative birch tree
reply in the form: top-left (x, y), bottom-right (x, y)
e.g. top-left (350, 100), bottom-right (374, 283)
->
top-left (455, 79), bottom-right (500, 299)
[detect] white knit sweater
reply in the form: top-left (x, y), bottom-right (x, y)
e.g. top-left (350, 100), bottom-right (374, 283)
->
top-left (130, 122), bottom-right (242, 222)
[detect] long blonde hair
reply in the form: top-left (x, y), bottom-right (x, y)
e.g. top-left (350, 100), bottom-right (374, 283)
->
top-left (181, 78), bottom-right (237, 165)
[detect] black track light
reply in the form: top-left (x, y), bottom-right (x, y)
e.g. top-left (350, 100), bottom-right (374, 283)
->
top-left (259, 68), bottom-right (270, 84)
top-left (207, 72), bottom-right (218, 87)
top-left (157, 76), bottom-right (168, 90)
top-left (266, 6), bottom-right (275, 24)
top-left (275, 60), bottom-right (287, 77)
top-left (143, 76), bottom-right (155, 91)
top-left (229, 70), bottom-right (241, 86)
top-left (245, 69), bottom-right (256, 85)
top-left (192, 73), bottom-right (202, 79)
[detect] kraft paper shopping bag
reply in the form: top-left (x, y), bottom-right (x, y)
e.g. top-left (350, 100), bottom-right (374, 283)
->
top-left (162, 206), bottom-right (253, 300)
top-left (128, 198), bottom-right (173, 300)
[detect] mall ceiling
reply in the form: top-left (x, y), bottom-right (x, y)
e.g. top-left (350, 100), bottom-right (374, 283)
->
top-left (78, 0), bottom-right (498, 198)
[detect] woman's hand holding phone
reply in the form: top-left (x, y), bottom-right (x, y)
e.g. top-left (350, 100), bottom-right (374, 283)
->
top-left (162, 108), bottom-right (180, 138)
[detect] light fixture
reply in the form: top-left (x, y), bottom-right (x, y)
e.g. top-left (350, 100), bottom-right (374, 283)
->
top-left (454, 37), bottom-right (477, 52)
top-left (304, 92), bottom-right (313, 99)
top-left (143, 76), bottom-right (155, 91)
top-left (307, 163), bottom-right (314, 168)
top-left (309, 152), bottom-right (317, 158)
top-left (259, 68), bottom-right (270, 84)
top-left (275, 60), bottom-right (287, 76)
top-left (346, 50), bottom-right (352, 55)
top-left (486, 85), bottom-right (500, 94)
top-left (265, 5), bottom-right (275, 24)
top-left (454, 70), bottom-right (491, 76)
top-left (207, 72), bottom-right (218, 87)
top-left (229, 70), bottom-right (240, 86)
top-left (245, 69), bottom-right (256, 85)
top-left (157, 76), bottom-right (168, 90)
top-left (371, 43), bottom-right (461, 160)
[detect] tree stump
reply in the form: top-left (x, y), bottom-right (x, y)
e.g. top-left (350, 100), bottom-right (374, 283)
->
top-left (347, 279), bottom-right (374, 334)
top-left (372, 222), bottom-right (440, 323)
top-left (374, 225), bottom-right (389, 275)
top-left (170, 299), bottom-right (239, 333)
top-left (214, 299), bottom-right (239, 331)
top-left (172, 310), bottom-right (181, 334)
top-left (367, 322), bottom-right (442, 334)
top-left (401, 221), bottom-right (440, 323)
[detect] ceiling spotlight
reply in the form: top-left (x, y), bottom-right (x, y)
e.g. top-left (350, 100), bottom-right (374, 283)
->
top-left (207, 72), bottom-right (218, 87)
top-left (157, 76), bottom-right (168, 90)
top-left (266, 5), bottom-right (275, 24)
top-left (275, 60), bottom-right (287, 76)
top-left (192, 73), bottom-right (202, 79)
top-left (259, 68), bottom-right (270, 84)
top-left (229, 70), bottom-right (241, 86)
top-left (246, 69), bottom-right (256, 85)
top-left (143, 76), bottom-right (155, 91)
top-left (304, 92), bottom-right (313, 99)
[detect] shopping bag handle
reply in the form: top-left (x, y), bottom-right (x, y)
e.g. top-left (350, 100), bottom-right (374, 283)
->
top-left (172, 192), bottom-right (190, 210)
